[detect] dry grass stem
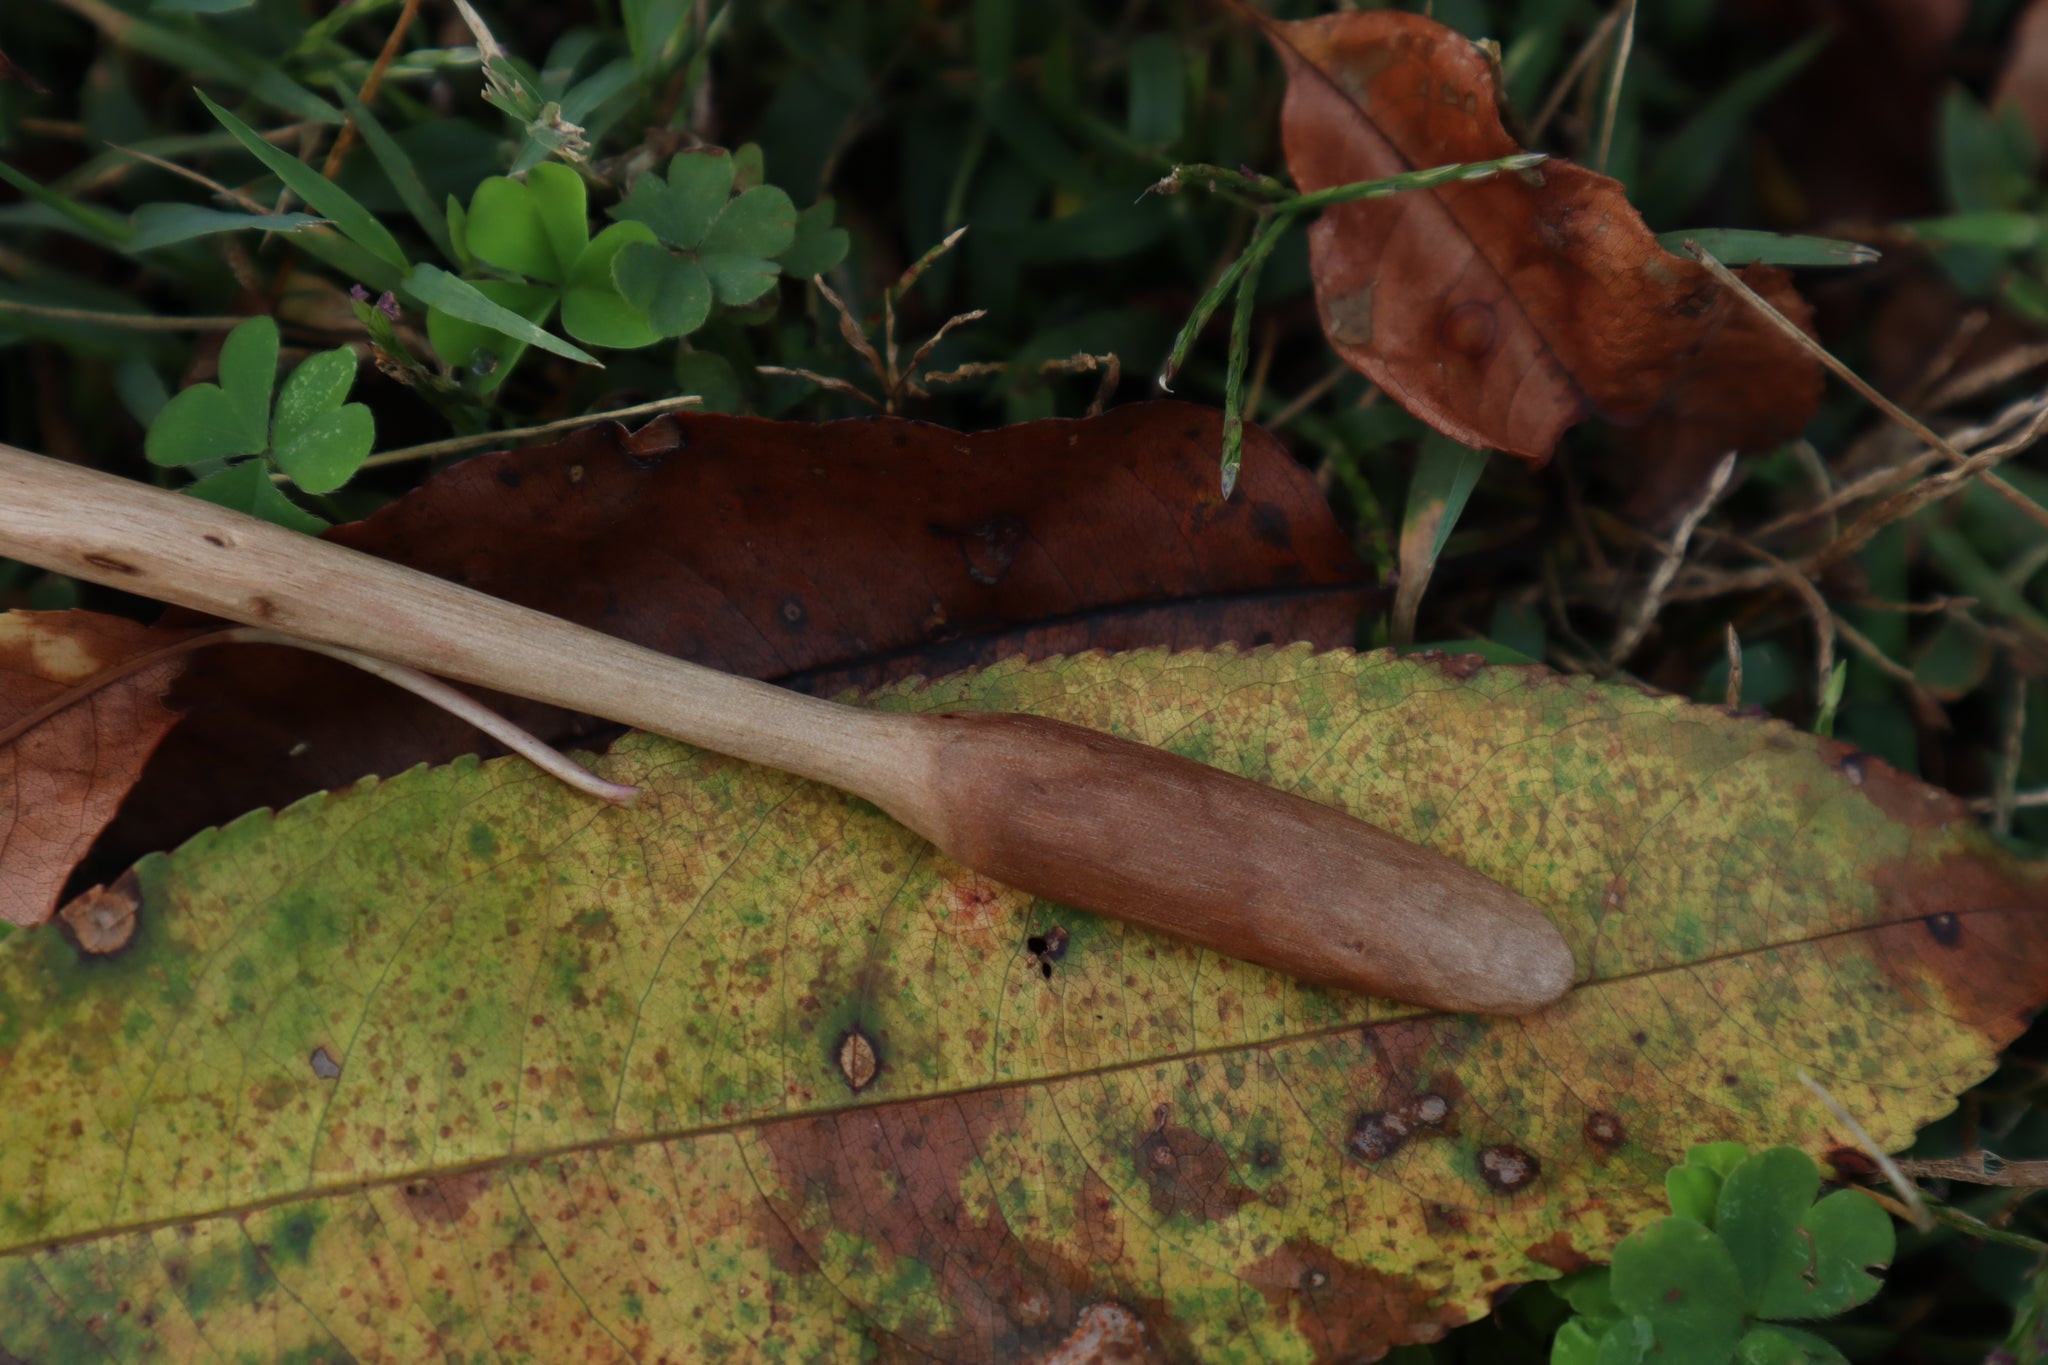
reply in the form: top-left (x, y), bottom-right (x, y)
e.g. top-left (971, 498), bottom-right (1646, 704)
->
top-left (1269, 361), bottom-right (1351, 430)
top-left (109, 143), bottom-right (269, 213)
top-left (903, 308), bottom-right (988, 380)
top-left (354, 394), bottom-right (703, 472)
top-left (1687, 243), bottom-right (2048, 536)
top-left (1723, 624), bottom-right (1743, 708)
top-left (1799, 1068), bottom-right (1933, 1231)
top-left (1608, 451), bottom-right (1735, 666)
top-left (1924, 340), bottom-right (2048, 412)
top-left (1893, 1151), bottom-right (2048, 1187)
top-left (1996, 670), bottom-right (2028, 835)
top-left (1902, 307), bottom-right (1990, 408)
top-left (1831, 612), bottom-right (1942, 716)
top-left (1593, 0), bottom-right (1637, 171)
top-left (0, 300), bottom-right (250, 331)
top-left (1528, 3), bottom-right (1623, 142)
top-left (756, 365), bottom-right (880, 406)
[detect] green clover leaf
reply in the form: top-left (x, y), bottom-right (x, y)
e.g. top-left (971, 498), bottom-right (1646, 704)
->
top-left (144, 315), bottom-right (277, 467)
top-left (269, 346), bottom-right (375, 495)
top-left (425, 162), bottom-right (654, 390)
top-left (1715, 1147), bottom-right (1820, 1308)
top-left (605, 147), bottom-right (819, 338)
top-left (142, 316), bottom-right (375, 525)
top-left (1610, 1219), bottom-right (1748, 1365)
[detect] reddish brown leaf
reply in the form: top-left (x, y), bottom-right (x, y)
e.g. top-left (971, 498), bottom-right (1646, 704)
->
top-left (0, 612), bottom-right (201, 926)
top-left (1260, 8), bottom-right (1822, 465)
top-left (1998, 0), bottom-right (2048, 160)
top-left (96, 402), bottom-right (1374, 873)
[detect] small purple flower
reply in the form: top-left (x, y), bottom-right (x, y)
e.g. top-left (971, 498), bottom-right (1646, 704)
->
top-left (350, 283), bottom-right (370, 302)
top-left (375, 291), bottom-right (401, 321)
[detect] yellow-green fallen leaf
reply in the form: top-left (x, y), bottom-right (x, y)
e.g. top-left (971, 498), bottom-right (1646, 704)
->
top-left (3, 647), bottom-right (2044, 1361)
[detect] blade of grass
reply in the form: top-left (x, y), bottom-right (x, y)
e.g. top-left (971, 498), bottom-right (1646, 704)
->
top-left (0, 160), bottom-right (132, 245)
top-left (197, 91), bottom-right (410, 273)
top-left (1393, 435), bottom-right (1492, 646)
top-left (50, 0), bottom-right (339, 124)
top-left (1657, 228), bottom-right (1879, 268)
top-left (333, 82), bottom-right (454, 262)
top-left (1221, 213), bottom-right (1292, 498)
top-left (401, 264), bottom-right (598, 366)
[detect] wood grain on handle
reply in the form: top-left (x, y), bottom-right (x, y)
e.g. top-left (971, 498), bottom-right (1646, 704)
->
top-left (0, 442), bottom-right (1576, 1014)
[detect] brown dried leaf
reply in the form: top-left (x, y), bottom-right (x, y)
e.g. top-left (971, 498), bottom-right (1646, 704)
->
top-left (0, 612), bottom-right (199, 926)
top-left (1262, 8), bottom-right (1822, 464)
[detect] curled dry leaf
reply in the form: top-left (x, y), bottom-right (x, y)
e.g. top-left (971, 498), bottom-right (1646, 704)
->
top-left (1260, 8), bottom-right (1823, 465)
top-left (4, 648), bottom-right (2044, 1359)
top-left (0, 612), bottom-right (202, 927)
top-left (98, 403), bottom-right (1375, 874)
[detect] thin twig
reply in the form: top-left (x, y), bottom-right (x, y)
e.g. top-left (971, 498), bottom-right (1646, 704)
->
top-left (107, 142), bottom-right (269, 214)
top-left (1895, 1151), bottom-right (2048, 1187)
top-left (1716, 530), bottom-right (1836, 715)
top-left (755, 365), bottom-right (881, 406)
top-left (1267, 360), bottom-right (1350, 430)
top-left (0, 624), bottom-right (637, 804)
top-left (1901, 308), bottom-right (1989, 409)
top-left (1832, 612), bottom-right (1938, 707)
top-left (353, 394), bottom-right (703, 472)
top-left (1968, 787), bottom-right (2048, 813)
top-left (0, 299), bottom-right (250, 331)
top-left (1996, 668), bottom-right (2028, 835)
top-left (1924, 340), bottom-right (2048, 412)
top-left (1609, 451), bottom-right (1734, 665)
top-left (1686, 242), bottom-right (2048, 536)
top-left (320, 0), bottom-right (425, 179)
top-left (1528, 3), bottom-right (1623, 143)
top-left (1799, 1069), bottom-right (1932, 1231)
top-left (1594, 0), bottom-right (1637, 171)
top-left (1724, 625), bottom-right (1743, 708)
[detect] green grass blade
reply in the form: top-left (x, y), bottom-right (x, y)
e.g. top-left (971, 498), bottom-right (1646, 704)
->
top-left (0, 160), bottom-right (133, 245)
top-left (106, 14), bottom-right (338, 124)
top-left (1220, 213), bottom-right (1291, 499)
top-left (402, 264), bottom-right (599, 366)
top-left (333, 83), bottom-right (455, 262)
top-left (197, 91), bottom-right (410, 272)
top-left (1392, 434), bottom-right (1489, 645)
top-left (1654, 229), bottom-right (1879, 268)
top-left (127, 204), bottom-right (325, 252)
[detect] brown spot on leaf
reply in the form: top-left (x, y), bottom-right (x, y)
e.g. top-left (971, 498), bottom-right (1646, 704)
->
top-left (836, 1025), bottom-right (879, 1093)
top-left (1476, 1144), bottom-right (1540, 1193)
top-left (1583, 1110), bottom-right (1625, 1152)
top-left (397, 1169), bottom-right (491, 1226)
top-left (1349, 1090), bottom-right (1452, 1163)
top-left (1137, 1124), bottom-right (1254, 1222)
top-left (1026, 1303), bottom-right (1160, 1365)
top-left (59, 873), bottom-right (141, 955)
top-left (1438, 302), bottom-right (1497, 358)
top-left (1870, 853), bottom-right (2048, 1038)
top-left (755, 1092), bottom-right (1096, 1358)
top-left (1525, 1231), bottom-right (1591, 1273)
top-left (1825, 1146), bottom-right (1880, 1179)
top-left (309, 1046), bottom-right (342, 1080)
top-left (1246, 1237), bottom-right (1464, 1361)
top-left (961, 517), bottom-right (1026, 586)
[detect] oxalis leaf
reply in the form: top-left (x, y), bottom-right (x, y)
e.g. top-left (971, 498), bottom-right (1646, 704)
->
top-left (4, 647), bottom-right (2046, 1360)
